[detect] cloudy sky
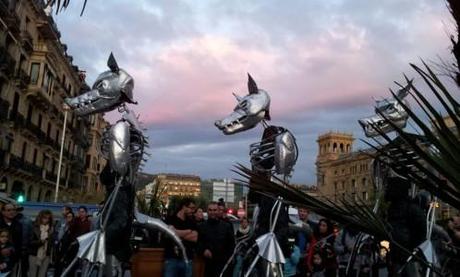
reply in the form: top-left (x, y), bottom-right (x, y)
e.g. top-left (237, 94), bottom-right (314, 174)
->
top-left (54, 0), bottom-right (456, 184)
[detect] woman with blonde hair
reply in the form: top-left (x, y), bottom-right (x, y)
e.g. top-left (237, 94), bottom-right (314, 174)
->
top-left (28, 210), bottom-right (54, 277)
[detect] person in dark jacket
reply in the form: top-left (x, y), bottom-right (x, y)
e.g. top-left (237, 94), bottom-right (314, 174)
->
top-left (199, 201), bottom-right (235, 277)
top-left (306, 218), bottom-right (337, 277)
top-left (0, 203), bottom-right (22, 272)
top-left (54, 211), bottom-right (77, 277)
top-left (28, 210), bottom-right (54, 277)
top-left (163, 197), bottom-right (198, 277)
top-left (385, 177), bottom-right (426, 277)
top-left (14, 206), bottom-right (32, 277)
top-left (70, 206), bottom-right (91, 241)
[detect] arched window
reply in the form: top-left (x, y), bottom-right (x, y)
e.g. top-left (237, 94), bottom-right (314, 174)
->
top-left (333, 143), bottom-right (337, 153)
top-left (44, 190), bottom-right (52, 202)
top-left (340, 143), bottom-right (344, 153)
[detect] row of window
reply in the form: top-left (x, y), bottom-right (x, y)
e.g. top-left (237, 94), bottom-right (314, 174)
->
top-left (334, 162), bottom-right (370, 176)
top-left (335, 191), bottom-right (369, 201)
top-left (333, 177), bottom-right (368, 191)
top-left (319, 141), bottom-right (352, 155)
top-left (24, 100), bottom-right (85, 159)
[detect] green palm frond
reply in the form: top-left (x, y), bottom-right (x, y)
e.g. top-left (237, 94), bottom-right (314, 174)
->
top-left (366, 61), bottom-right (460, 209)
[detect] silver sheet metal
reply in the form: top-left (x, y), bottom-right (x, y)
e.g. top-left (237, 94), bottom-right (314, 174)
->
top-left (255, 232), bottom-right (286, 264)
top-left (358, 81), bottom-right (411, 137)
top-left (134, 211), bottom-right (189, 262)
top-left (215, 74), bottom-right (270, 135)
top-left (77, 230), bottom-right (106, 264)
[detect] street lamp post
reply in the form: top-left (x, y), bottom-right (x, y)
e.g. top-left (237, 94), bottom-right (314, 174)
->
top-left (55, 105), bottom-right (70, 202)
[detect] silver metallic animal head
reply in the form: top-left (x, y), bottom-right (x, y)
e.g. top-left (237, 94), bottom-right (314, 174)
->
top-left (64, 53), bottom-right (136, 116)
top-left (250, 126), bottom-right (298, 176)
top-left (358, 80), bottom-right (412, 138)
top-left (215, 74), bottom-right (271, 135)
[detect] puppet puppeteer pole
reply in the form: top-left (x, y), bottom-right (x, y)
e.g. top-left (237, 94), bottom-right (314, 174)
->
top-left (55, 106), bottom-right (69, 202)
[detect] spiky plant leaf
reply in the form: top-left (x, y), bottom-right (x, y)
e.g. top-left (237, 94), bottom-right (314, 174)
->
top-left (233, 164), bottom-right (391, 240)
top-left (365, 60), bottom-right (460, 209)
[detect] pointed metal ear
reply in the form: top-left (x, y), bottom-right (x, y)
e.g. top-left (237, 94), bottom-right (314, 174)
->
top-left (232, 92), bottom-right (243, 102)
top-left (107, 52), bottom-right (119, 73)
top-left (247, 73), bottom-right (258, 94)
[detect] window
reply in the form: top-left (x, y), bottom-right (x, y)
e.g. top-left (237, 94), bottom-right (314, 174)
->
top-left (21, 142), bottom-right (27, 160)
top-left (30, 63), bottom-right (40, 85)
top-left (67, 84), bottom-right (73, 96)
top-left (55, 130), bottom-right (60, 143)
top-left (352, 179), bottom-right (356, 190)
top-left (42, 154), bottom-right (47, 168)
top-left (26, 104), bottom-right (33, 122)
top-left (46, 123), bottom-right (51, 137)
top-left (32, 148), bottom-right (37, 165)
top-left (47, 74), bottom-right (54, 95)
top-left (37, 114), bottom-right (42, 130)
top-left (362, 178), bottom-right (367, 187)
top-left (362, 191), bottom-right (368, 200)
top-left (11, 93), bottom-right (20, 118)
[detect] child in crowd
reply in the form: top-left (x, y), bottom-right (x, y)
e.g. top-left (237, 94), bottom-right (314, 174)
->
top-left (310, 252), bottom-right (326, 277)
top-left (0, 228), bottom-right (14, 276)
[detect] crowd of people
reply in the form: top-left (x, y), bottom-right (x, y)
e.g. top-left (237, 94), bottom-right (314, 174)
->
top-left (164, 196), bottom-right (460, 277)
top-left (0, 202), bottom-right (93, 277)
top-left (0, 194), bottom-right (459, 277)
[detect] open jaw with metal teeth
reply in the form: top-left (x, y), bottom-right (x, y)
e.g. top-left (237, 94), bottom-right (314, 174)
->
top-left (216, 115), bottom-right (247, 131)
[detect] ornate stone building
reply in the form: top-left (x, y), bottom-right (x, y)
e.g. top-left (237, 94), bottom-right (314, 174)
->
top-left (82, 113), bottom-right (108, 202)
top-left (316, 132), bottom-right (374, 203)
top-left (136, 173), bottom-right (201, 207)
top-left (0, 0), bottom-right (106, 203)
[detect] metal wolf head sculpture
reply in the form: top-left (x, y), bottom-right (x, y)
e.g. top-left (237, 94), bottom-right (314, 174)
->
top-left (64, 53), bottom-right (136, 116)
top-left (358, 80), bottom-right (412, 138)
top-left (215, 74), bottom-right (270, 135)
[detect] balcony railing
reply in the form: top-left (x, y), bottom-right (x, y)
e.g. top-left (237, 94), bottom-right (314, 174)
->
top-left (0, 1), bottom-right (19, 34)
top-left (10, 112), bottom-right (26, 128)
top-left (44, 171), bottom-right (66, 185)
top-left (14, 68), bottom-right (30, 89)
top-left (9, 155), bottom-right (43, 178)
top-left (72, 129), bottom-right (90, 149)
top-left (19, 30), bottom-right (33, 53)
top-left (0, 48), bottom-right (16, 77)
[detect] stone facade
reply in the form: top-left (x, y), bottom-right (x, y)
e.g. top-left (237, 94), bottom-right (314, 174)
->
top-left (137, 173), bottom-right (201, 205)
top-left (0, 0), bottom-right (106, 203)
top-left (316, 132), bottom-right (374, 203)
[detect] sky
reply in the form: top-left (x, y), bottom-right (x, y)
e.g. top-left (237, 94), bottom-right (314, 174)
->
top-left (53, 0), bottom-right (457, 185)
